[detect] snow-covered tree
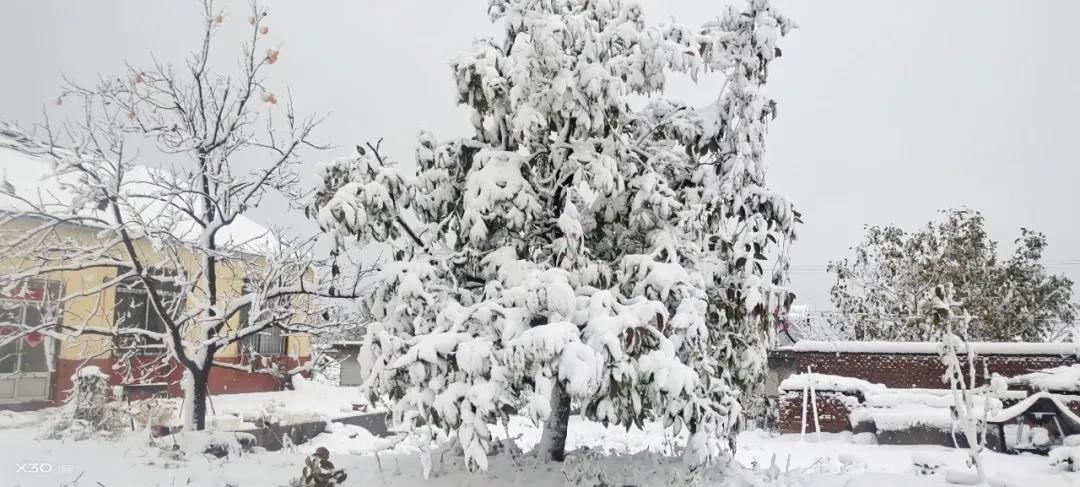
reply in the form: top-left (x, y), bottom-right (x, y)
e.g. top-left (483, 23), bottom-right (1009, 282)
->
top-left (935, 284), bottom-right (1005, 486)
top-left (313, 0), bottom-right (799, 470)
top-left (0, 0), bottom-right (363, 431)
top-left (829, 208), bottom-right (1076, 341)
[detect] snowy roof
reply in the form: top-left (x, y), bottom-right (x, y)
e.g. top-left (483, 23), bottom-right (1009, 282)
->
top-left (1010, 365), bottom-right (1080, 392)
top-left (0, 122), bottom-right (277, 255)
top-left (781, 340), bottom-right (1080, 356)
top-left (989, 392), bottom-right (1080, 428)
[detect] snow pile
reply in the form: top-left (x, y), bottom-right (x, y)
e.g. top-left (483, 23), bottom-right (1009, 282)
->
top-left (168, 430), bottom-right (257, 459)
top-left (75, 365), bottom-right (110, 380)
top-left (865, 390), bottom-right (1004, 410)
top-left (1051, 446), bottom-right (1080, 472)
top-left (850, 404), bottom-right (957, 431)
top-left (911, 452), bottom-right (943, 475)
top-left (312, 422), bottom-right (408, 455)
top-left (160, 382), bottom-right (371, 429)
top-left (1009, 364), bottom-right (1080, 392)
top-left (0, 410), bottom-right (42, 429)
top-left (779, 373), bottom-right (886, 395)
top-left (561, 448), bottom-right (804, 487)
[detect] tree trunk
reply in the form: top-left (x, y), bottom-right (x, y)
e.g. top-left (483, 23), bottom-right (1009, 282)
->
top-left (191, 368), bottom-right (210, 431)
top-left (538, 378), bottom-right (571, 462)
top-left (183, 363), bottom-right (212, 431)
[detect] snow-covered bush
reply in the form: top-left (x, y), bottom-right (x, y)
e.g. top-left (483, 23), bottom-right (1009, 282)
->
top-left (1031, 427), bottom-right (1052, 449)
top-left (38, 366), bottom-right (129, 441)
top-left (73, 366), bottom-right (111, 425)
top-left (852, 432), bottom-right (877, 445)
top-left (133, 398), bottom-right (177, 432)
top-left (313, 0), bottom-right (798, 472)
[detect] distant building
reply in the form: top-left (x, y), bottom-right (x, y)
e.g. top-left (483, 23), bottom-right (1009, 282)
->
top-left (0, 123), bottom-right (312, 409)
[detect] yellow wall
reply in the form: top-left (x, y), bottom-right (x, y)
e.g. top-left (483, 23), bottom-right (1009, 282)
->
top-left (0, 218), bottom-right (312, 361)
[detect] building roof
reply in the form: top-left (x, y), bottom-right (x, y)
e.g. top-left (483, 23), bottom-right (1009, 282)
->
top-left (0, 122), bottom-right (277, 255)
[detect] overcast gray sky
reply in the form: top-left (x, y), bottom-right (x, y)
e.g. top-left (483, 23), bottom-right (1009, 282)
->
top-left (2, 0), bottom-right (1078, 309)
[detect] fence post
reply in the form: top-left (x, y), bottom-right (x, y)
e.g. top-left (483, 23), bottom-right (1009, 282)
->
top-left (809, 365), bottom-right (822, 441)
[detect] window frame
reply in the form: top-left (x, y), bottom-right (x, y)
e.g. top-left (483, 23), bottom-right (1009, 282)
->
top-left (113, 268), bottom-right (184, 354)
top-left (237, 279), bottom-right (289, 357)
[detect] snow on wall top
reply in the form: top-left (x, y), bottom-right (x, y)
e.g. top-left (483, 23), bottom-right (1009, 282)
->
top-left (779, 372), bottom-right (887, 394)
top-left (1010, 365), bottom-right (1080, 392)
top-left (781, 340), bottom-right (1080, 356)
top-left (0, 122), bottom-right (277, 255)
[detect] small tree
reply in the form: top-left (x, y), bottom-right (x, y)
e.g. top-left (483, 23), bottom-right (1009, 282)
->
top-left (313, 0), bottom-right (798, 470)
top-left (830, 208), bottom-right (1076, 341)
top-left (0, 0), bottom-right (363, 431)
top-left (935, 284), bottom-right (1005, 485)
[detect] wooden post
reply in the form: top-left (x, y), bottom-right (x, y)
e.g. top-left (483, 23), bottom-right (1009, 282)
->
top-left (809, 366), bottom-right (821, 441)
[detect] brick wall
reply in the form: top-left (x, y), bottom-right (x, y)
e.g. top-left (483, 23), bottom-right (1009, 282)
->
top-left (778, 391), bottom-right (857, 434)
top-left (772, 348), bottom-right (1080, 435)
top-left (783, 351), bottom-right (1076, 389)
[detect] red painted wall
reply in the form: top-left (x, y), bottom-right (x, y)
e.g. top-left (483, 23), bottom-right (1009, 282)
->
top-left (50, 354), bottom-right (309, 404)
top-left (774, 349), bottom-right (1080, 434)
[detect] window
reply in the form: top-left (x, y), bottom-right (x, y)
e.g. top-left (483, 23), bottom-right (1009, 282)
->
top-left (0, 280), bottom-right (60, 375)
top-left (0, 307), bottom-right (20, 374)
top-left (114, 269), bottom-right (183, 353)
top-left (237, 280), bottom-right (289, 356)
top-left (242, 325), bottom-right (287, 355)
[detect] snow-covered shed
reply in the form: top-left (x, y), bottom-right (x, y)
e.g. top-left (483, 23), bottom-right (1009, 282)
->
top-left (987, 392), bottom-right (1080, 453)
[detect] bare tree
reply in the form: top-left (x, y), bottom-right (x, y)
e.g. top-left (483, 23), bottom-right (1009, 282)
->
top-left (936, 284), bottom-right (1005, 486)
top-left (0, 0), bottom-right (364, 431)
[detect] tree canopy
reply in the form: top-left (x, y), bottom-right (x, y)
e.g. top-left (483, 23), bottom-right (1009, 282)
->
top-left (312, 0), bottom-right (799, 470)
top-left (828, 208), bottom-right (1076, 342)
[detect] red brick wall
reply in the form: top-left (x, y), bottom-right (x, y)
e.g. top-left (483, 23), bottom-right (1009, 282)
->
top-left (51, 354), bottom-right (309, 403)
top-left (779, 391), bottom-right (856, 434)
top-left (791, 352), bottom-right (1075, 389)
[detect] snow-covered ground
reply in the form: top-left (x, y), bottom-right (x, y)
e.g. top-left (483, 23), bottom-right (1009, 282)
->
top-left (161, 376), bottom-right (370, 430)
top-left (2, 391), bottom-right (1078, 486)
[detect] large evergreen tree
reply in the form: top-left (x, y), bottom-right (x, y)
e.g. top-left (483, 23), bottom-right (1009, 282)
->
top-left (312, 0), bottom-right (798, 470)
top-left (829, 208), bottom-right (1076, 341)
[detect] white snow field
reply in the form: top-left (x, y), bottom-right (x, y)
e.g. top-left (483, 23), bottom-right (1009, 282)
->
top-left (2, 393), bottom-right (1078, 487)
